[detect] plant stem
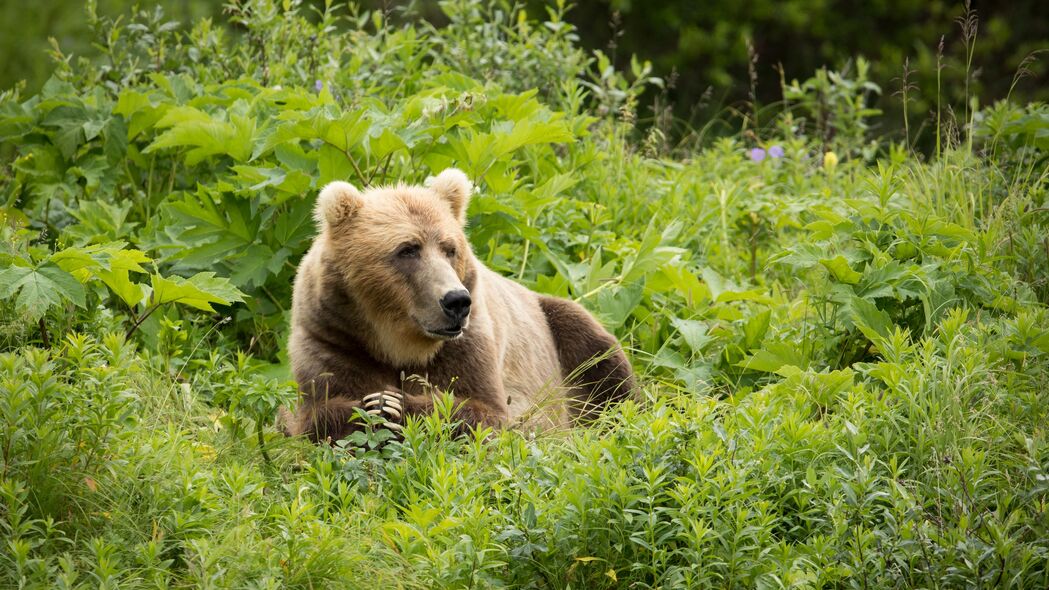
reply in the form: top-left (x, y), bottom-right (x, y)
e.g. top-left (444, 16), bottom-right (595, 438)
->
top-left (126, 303), bottom-right (162, 338)
top-left (38, 318), bottom-right (51, 348)
top-left (257, 420), bottom-right (273, 466)
top-left (322, 139), bottom-right (368, 187)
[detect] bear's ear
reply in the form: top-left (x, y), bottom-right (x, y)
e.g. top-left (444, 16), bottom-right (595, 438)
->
top-left (315, 181), bottom-right (363, 228)
top-left (427, 168), bottom-right (472, 225)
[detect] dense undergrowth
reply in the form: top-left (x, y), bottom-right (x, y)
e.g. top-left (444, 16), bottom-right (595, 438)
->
top-left (2, 1), bottom-right (1049, 588)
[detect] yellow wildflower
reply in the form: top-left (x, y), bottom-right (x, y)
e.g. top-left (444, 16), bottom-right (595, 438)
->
top-left (823, 151), bottom-right (839, 170)
top-left (194, 442), bottom-right (217, 461)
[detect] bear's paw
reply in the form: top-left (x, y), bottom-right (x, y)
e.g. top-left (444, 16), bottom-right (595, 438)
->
top-left (362, 390), bottom-right (404, 432)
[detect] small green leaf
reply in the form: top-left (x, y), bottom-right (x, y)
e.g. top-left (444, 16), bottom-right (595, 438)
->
top-left (743, 309), bottom-right (771, 349)
top-left (737, 343), bottom-right (806, 373)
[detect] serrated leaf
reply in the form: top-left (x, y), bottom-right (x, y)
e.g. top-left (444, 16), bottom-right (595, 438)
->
top-left (0, 265), bottom-right (33, 297)
top-left (95, 249), bottom-right (151, 307)
top-left (230, 244), bottom-right (276, 288)
top-left (148, 272), bottom-right (245, 312)
top-left (50, 247), bottom-right (104, 274)
top-left (492, 117), bottom-right (573, 155)
top-left (114, 89), bottom-right (163, 140)
top-left (145, 106), bottom-right (253, 164)
top-left (51, 245), bottom-right (150, 307)
top-left (41, 104), bottom-right (89, 160)
top-left (0, 262), bottom-right (86, 320)
top-left (97, 269), bottom-right (146, 307)
top-left (367, 127), bottom-right (408, 160)
top-left (321, 111), bottom-right (370, 152)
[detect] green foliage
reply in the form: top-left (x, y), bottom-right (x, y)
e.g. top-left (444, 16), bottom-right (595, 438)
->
top-left (0, 229), bottom-right (243, 341)
top-left (1, 1), bottom-right (1049, 587)
top-left (561, 0), bottom-right (1049, 148)
top-left (781, 58), bottom-right (883, 157)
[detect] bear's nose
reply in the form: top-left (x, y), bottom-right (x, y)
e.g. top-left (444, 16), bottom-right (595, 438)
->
top-left (440, 290), bottom-right (471, 321)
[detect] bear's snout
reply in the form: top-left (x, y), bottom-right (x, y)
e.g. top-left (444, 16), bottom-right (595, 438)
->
top-left (440, 289), bottom-right (472, 323)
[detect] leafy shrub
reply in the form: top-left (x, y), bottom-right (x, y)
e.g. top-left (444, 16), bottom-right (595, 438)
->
top-left (1, 1), bottom-right (1048, 587)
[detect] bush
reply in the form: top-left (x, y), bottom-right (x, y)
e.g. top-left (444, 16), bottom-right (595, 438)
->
top-left (1, 1), bottom-right (1048, 587)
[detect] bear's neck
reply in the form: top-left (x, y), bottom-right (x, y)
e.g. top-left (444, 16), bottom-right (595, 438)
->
top-left (367, 315), bottom-right (445, 368)
top-left (317, 269), bottom-right (443, 369)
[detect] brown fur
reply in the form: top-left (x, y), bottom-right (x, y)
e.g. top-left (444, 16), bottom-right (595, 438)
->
top-left (538, 296), bottom-right (636, 420)
top-left (285, 169), bottom-right (635, 442)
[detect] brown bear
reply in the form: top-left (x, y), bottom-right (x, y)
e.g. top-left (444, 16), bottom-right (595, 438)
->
top-left (284, 168), bottom-right (635, 442)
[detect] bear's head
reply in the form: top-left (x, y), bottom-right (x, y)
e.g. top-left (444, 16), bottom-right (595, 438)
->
top-left (313, 168), bottom-right (477, 366)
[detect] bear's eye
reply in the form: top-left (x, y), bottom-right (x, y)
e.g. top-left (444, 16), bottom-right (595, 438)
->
top-left (396, 244), bottom-right (420, 259)
top-left (444, 246), bottom-right (457, 258)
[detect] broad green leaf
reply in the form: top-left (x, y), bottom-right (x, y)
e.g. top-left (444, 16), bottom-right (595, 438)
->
top-left (320, 111), bottom-right (370, 152)
top-left (700, 267), bottom-right (770, 303)
top-left (0, 262), bottom-right (86, 320)
top-left (621, 220), bottom-right (685, 284)
top-left (701, 267), bottom-right (729, 301)
top-left (51, 245), bottom-right (150, 307)
top-left (367, 127), bottom-right (408, 160)
top-left (593, 280), bottom-right (645, 328)
top-left (492, 117), bottom-right (573, 155)
top-left (771, 242), bottom-right (824, 270)
top-left (737, 342), bottom-right (807, 373)
top-left (0, 99), bottom-right (35, 142)
top-left (670, 318), bottom-right (713, 354)
top-left (488, 89), bottom-right (543, 121)
top-left (540, 246), bottom-right (585, 295)
top-left (146, 106), bottom-right (254, 164)
top-left (97, 269), bottom-right (146, 307)
top-left (743, 309), bottom-right (771, 349)
top-left (820, 255), bottom-right (862, 284)
top-left (0, 265), bottom-right (33, 297)
top-left (148, 272), bottom-right (245, 312)
top-left (230, 244), bottom-right (277, 288)
top-left (50, 247), bottom-right (104, 274)
top-left (650, 264), bottom-right (710, 306)
top-left (738, 350), bottom-right (792, 373)
top-left (96, 249), bottom-right (151, 307)
top-left (114, 89), bottom-right (164, 138)
top-left (317, 144), bottom-right (358, 186)
top-left (184, 273), bottom-right (246, 306)
top-left (41, 104), bottom-right (89, 159)
top-left (849, 296), bottom-right (894, 345)
top-left (231, 165), bottom-right (311, 196)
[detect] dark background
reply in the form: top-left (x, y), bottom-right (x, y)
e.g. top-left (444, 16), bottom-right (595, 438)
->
top-left (554, 0), bottom-right (1048, 140)
top-left (3, 0), bottom-right (1046, 143)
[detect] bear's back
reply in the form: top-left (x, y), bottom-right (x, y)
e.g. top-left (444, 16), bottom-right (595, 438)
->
top-left (474, 266), bottom-right (569, 429)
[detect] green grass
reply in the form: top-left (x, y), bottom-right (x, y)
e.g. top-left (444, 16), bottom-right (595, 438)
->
top-left (2, 1), bottom-right (1049, 588)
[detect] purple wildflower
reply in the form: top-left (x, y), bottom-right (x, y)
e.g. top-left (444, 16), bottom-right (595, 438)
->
top-left (749, 148), bottom-right (766, 162)
top-left (768, 145), bottom-right (784, 159)
top-left (314, 80), bottom-right (324, 92)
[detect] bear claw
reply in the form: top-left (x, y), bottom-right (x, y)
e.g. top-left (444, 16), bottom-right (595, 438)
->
top-left (363, 390), bottom-right (404, 430)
